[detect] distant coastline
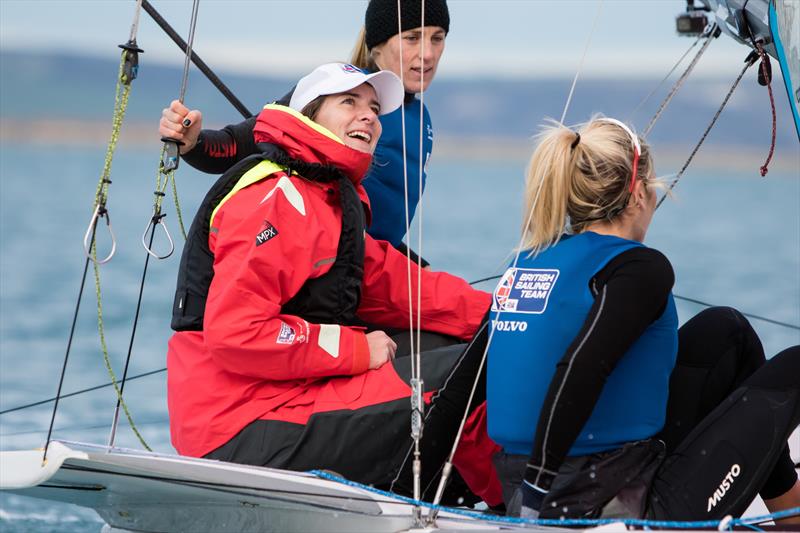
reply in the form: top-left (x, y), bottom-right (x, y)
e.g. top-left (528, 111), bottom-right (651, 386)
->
top-left (2, 118), bottom-right (797, 174)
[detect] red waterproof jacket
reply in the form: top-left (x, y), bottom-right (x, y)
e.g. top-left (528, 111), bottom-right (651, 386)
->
top-left (167, 105), bottom-right (490, 458)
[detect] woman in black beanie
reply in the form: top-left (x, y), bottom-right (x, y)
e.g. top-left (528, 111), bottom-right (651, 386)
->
top-left (352, 0), bottom-right (449, 94)
top-left (160, 0), bottom-right (450, 264)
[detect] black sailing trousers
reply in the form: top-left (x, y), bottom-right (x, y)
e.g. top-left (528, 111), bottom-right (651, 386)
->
top-left (646, 307), bottom-right (799, 520)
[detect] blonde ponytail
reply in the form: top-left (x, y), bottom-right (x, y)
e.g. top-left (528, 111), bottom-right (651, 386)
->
top-left (520, 123), bottom-right (576, 254)
top-left (350, 26), bottom-right (379, 72)
top-left (520, 116), bottom-right (653, 254)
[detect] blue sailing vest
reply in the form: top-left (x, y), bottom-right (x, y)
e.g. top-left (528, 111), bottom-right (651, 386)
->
top-left (363, 96), bottom-right (432, 247)
top-left (487, 232), bottom-right (678, 456)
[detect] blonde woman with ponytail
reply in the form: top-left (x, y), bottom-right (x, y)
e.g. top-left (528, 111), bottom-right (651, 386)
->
top-left (485, 117), bottom-right (800, 522)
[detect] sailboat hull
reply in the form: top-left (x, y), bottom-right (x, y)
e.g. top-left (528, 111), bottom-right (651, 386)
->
top-left (0, 440), bottom-right (558, 532)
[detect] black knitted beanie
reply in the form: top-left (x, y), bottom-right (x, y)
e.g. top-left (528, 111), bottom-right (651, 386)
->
top-left (364, 0), bottom-right (450, 50)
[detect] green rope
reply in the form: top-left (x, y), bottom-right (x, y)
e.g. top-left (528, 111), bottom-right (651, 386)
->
top-left (89, 49), bottom-right (151, 451)
top-left (92, 243), bottom-right (151, 451)
top-left (155, 147), bottom-right (170, 210)
top-left (153, 147), bottom-right (187, 241)
top-left (94, 51), bottom-right (131, 211)
top-left (170, 172), bottom-right (187, 240)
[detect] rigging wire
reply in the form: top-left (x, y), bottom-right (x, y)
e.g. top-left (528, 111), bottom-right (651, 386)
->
top-left (656, 51), bottom-right (759, 210)
top-left (388, 0), bottom-right (425, 523)
top-left (671, 295), bottom-right (799, 330)
top-left (9, 279), bottom-right (798, 422)
top-left (396, 0), bottom-right (416, 408)
top-left (427, 138), bottom-right (550, 522)
top-left (559, 0), bottom-right (604, 125)
top-left (2, 419), bottom-right (168, 439)
top-left (176, 0), bottom-right (199, 104)
top-left (642, 24), bottom-right (718, 138)
top-left (140, 0), bottom-right (252, 119)
top-left (41, 0), bottom-right (145, 465)
top-left (42, 241), bottom-right (93, 464)
top-left (0, 368), bottom-right (166, 416)
top-left (411, 2), bottom-right (427, 524)
top-left (628, 33), bottom-right (702, 123)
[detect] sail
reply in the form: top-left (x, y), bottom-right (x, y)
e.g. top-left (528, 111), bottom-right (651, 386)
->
top-left (769, 0), bottom-right (800, 141)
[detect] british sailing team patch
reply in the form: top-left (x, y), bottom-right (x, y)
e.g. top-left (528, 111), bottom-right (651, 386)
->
top-left (492, 268), bottom-right (559, 314)
top-left (255, 220), bottom-right (278, 246)
top-left (276, 322), bottom-right (296, 344)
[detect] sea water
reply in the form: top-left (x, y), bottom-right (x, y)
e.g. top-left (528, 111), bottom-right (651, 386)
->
top-left (0, 143), bottom-right (798, 531)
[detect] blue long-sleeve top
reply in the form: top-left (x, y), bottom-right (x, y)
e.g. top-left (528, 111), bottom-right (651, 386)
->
top-left (363, 96), bottom-right (433, 246)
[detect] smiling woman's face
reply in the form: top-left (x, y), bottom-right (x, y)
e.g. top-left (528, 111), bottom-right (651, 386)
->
top-left (314, 83), bottom-right (383, 154)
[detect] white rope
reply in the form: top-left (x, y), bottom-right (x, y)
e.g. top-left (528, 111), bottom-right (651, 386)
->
top-left (128, 0), bottom-right (144, 43)
top-left (390, 0), bottom-right (424, 519)
top-left (177, 0), bottom-right (200, 104)
top-left (395, 0), bottom-right (416, 382)
top-left (410, 1), bottom-right (427, 520)
top-left (415, 0), bottom-right (426, 384)
top-left (428, 162), bottom-right (548, 517)
top-left (559, 0), bottom-right (604, 124)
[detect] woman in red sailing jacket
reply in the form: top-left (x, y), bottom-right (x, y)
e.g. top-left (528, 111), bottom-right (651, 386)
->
top-left (166, 63), bottom-right (496, 499)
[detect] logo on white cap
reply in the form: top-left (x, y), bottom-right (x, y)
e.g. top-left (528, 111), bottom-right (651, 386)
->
top-left (289, 62), bottom-right (404, 117)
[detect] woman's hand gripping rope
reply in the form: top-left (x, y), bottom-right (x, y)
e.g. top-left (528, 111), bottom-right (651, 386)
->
top-left (159, 99), bottom-right (203, 155)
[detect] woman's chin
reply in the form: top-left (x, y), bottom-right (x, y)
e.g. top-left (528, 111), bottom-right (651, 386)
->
top-left (403, 75), bottom-right (435, 94)
top-left (345, 139), bottom-right (375, 154)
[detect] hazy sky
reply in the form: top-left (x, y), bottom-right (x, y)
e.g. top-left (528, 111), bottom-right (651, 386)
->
top-left (1, 0), bottom-right (749, 78)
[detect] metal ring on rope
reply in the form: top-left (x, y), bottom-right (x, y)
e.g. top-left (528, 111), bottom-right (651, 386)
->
top-left (83, 204), bottom-right (117, 264)
top-left (141, 211), bottom-right (174, 260)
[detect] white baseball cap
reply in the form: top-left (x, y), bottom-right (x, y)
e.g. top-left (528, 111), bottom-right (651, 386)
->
top-left (289, 63), bottom-right (404, 116)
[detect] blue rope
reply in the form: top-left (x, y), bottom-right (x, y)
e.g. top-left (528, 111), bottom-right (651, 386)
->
top-left (310, 470), bottom-right (799, 528)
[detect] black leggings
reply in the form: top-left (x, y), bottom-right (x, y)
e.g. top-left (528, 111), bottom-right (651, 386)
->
top-left (647, 307), bottom-right (799, 519)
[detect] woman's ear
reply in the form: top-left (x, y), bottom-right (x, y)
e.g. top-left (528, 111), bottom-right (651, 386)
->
top-left (370, 44), bottom-right (384, 69)
top-left (632, 179), bottom-right (647, 207)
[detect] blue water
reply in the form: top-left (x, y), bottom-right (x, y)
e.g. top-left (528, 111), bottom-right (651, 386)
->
top-left (0, 143), bottom-right (798, 531)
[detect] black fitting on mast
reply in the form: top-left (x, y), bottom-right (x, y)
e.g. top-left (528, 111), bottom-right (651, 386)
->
top-left (119, 40), bottom-right (144, 85)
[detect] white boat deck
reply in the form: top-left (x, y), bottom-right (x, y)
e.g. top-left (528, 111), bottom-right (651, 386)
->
top-left (1, 431), bottom-right (797, 533)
